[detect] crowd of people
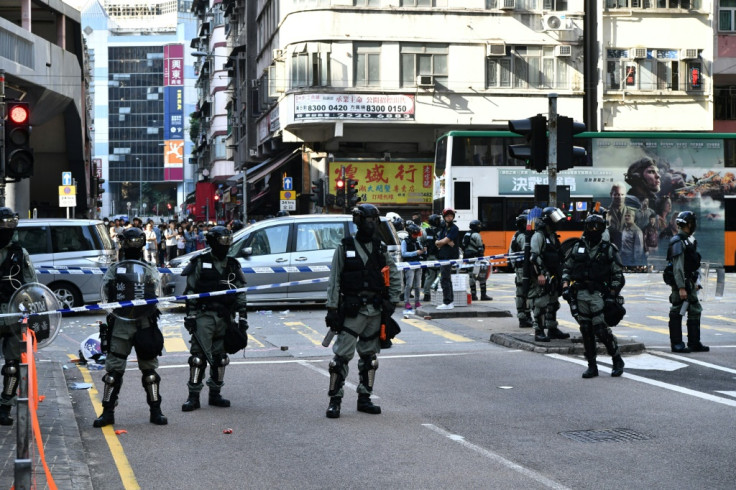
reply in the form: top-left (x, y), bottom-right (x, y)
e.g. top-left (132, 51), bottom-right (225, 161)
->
top-left (102, 217), bottom-right (244, 266)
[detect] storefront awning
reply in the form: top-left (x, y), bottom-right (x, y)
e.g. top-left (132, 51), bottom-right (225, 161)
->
top-left (246, 148), bottom-right (301, 184)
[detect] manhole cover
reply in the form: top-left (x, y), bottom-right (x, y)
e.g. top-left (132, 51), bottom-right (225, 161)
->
top-left (560, 428), bottom-right (652, 443)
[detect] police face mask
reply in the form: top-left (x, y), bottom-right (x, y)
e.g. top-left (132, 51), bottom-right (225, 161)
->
top-left (356, 216), bottom-right (378, 243)
top-left (583, 228), bottom-right (603, 246)
top-left (211, 234), bottom-right (233, 259)
top-left (0, 229), bottom-right (14, 249)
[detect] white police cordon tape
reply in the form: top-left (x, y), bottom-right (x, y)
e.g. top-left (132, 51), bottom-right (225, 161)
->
top-left (35, 252), bottom-right (523, 275)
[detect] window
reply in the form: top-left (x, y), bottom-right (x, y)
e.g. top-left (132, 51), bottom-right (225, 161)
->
top-left (401, 44), bottom-right (448, 88)
top-left (290, 44), bottom-right (331, 88)
top-left (605, 49), bottom-right (702, 92)
top-left (247, 225), bottom-right (289, 256)
top-left (714, 86), bottom-right (736, 120)
top-left (15, 227), bottom-right (49, 255)
top-left (543, 0), bottom-right (568, 9)
top-left (487, 46), bottom-right (570, 89)
top-left (355, 43), bottom-right (381, 87)
top-left (487, 0), bottom-right (538, 8)
top-left (606, 0), bottom-right (690, 6)
top-left (295, 223), bottom-right (345, 252)
top-left (354, 0), bottom-right (380, 4)
top-left (52, 227), bottom-right (96, 253)
top-left (720, 0), bottom-right (736, 31)
top-left (400, 0), bottom-right (434, 5)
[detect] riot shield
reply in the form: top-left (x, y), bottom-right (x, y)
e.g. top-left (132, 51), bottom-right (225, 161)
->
top-left (8, 282), bottom-right (62, 349)
top-left (100, 259), bottom-right (161, 321)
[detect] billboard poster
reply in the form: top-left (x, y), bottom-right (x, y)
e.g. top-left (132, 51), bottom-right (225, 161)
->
top-left (164, 44), bottom-right (184, 87)
top-left (329, 161), bottom-right (433, 205)
top-left (295, 94), bottom-right (415, 120)
top-left (163, 43), bottom-right (184, 182)
top-left (164, 86), bottom-right (184, 140)
top-left (591, 138), bottom-right (731, 268)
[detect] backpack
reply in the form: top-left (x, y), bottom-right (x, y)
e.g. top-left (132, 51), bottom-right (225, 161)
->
top-left (461, 233), bottom-right (471, 251)
top-left (663, 263), bottom-right (675, 286)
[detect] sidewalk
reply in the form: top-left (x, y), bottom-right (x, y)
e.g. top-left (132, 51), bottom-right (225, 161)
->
top-left (0, 357), bottom-right (93, 490)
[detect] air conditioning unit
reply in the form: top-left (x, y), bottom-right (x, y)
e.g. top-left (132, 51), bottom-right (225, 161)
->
top-left (250, 80), bottom-right (260, 88)
top-left (272, 48), bottom-right (284, 60)
top-left (729, 86), bottom-right (736, 96)
top-left (416, 75), bottom-right (434, 87)
top-left (680, 48), bottom-right (699, 60)
top-left (554, 45), bottom-right (572, 57)
top-left (542, 14), bottom-right (572, 31)
top-left (500, 0), bottom-right (515, 9)
top-left (249, 148), bottom-right (258, 157)
top-left (487, 42), bottom-right (506, 57)
top-left (630, 47), bottom-right (647, 59)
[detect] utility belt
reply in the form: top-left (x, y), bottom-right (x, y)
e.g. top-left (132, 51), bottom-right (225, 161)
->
top-left (572, 280), bottom-right (610, 296)
top-left (340, 291), bottom-right (383, 318)
top-left (197, 303), bottom-right (233, 318)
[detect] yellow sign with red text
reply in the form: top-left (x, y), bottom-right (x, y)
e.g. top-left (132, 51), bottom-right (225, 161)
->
top-left (328, 161), bottom-right (432, 205)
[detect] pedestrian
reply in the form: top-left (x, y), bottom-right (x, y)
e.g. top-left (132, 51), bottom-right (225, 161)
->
top-left (664, 211), bottom-right (709, 353)
top-left (462, 219), bottom-right (491, 301)
top-left (181, 226), bottom-right (248, 412)
top-left (435, 208), bottom-right (460, 310)
top-left (324, 204), bottom-right (401, 419)
top-left (401, 223), bottom-right (426, 313)
top-left (93, 227), bottom-right (167, 427)
top-left (157, 223), bottom-right (167, 265)
top-left (561, 214), bottom-right (625, 378)
top-left (195, 223), bottom-right (206, 250)
top-left (527, 207), bottom-right (570, 342)
top-left (184, 223), bottom-right (196, 253)
top-left (0, 208), bottom-right (37, 426)
top-left (176, 225), bottom-right (187, 256)
top-left (421, 214), bottom-right (442, 302)
top-left (143, 222), bottom-right (158, 265)
top-left (509, 212), bottom-right (532, 328)
top-left (164, 221), bottom-right (178, 264)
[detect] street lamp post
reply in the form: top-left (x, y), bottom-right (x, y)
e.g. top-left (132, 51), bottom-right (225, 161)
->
top-left (136, 157), bottom-right (142, 216)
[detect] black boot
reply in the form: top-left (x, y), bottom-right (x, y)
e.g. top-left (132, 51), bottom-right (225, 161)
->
top-left (471, 294), bottom-right (478, 301)
top-left (547, 327), bottom-right (570, 340)
top-left (534, 329), bottom-right (550, 342)
top-left (93, 372), bottom-right (122, 428)
top-left (0, 402), bottom-right (13, 426)
top-left (687, 319), bottom-right (709, 352)
top-left (148, 400), bottom-right (168, 425)
top-left (518, 319), bottom-right (533, 329)
top-left (611, 355), bottom-right (625, 377)
top-left (424, 293), bottom-right (431, 302)
top-left (669, 311), bottom-right (690, 352)
top-left (357, 393), bottom-right (381, 414)
top-left (581, 330), bottom-right (599, 379)
top-left (326, 397), bottom-right (341, 419)
top-left (181, 392), bottom-right (200, 412)
top-left (480, 285), bottom-right (492, 301)
top-left (209, 390), bottom-right (231, 407)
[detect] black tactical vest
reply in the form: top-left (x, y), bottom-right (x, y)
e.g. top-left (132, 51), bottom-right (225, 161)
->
top-left (667, 233), bottom-right (701, 277)
top-left (0, 244), bottom-right (27, 302)
top-left (191, 254), bottom-right (244, 307)
top-left (569, 240), bottom-right (613, 283)
top-left (401, 237), bottom-right (421, 261)
top-left (341, 237), bottom-right (386, 295)
top-left (540, 232), bottom-right (562, 277)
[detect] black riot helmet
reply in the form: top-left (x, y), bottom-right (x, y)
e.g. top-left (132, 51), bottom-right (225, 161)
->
top-left (541, 207), bottom-right (565, 229)
top-left (276, 210), bottom-right (290, 217)
top-left (121, 227), bottom-right (146, 260)
top-left (583, 214), bottom-right (606, 246)
top-left (428, 214), bottom-right (442, 228)
top-left (206, 226), bottom-right (233, 259)
top-left (230, 219), bottom-right (244, 232)
top-left (675, 210), bottom-right (697, 234)
top-left (0, 207), bottom-right (19, 249)
top-left (406, 223), bottom-right (422, 239)
top-left (469, 220), bottom-right (482, 233)
top-left (353, 203), bottom-right (380, 243)
top-left (515, 213), bottom-right (528, 232)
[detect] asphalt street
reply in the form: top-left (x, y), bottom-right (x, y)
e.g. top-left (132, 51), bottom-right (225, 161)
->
top-left (8, 271), bottom-right (736, 489)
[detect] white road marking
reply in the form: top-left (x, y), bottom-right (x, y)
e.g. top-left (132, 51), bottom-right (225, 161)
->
top-left (546, 354), bottom-right (736, 408)
top-left (650, 351), bottom-right (736, 375)
top-left (422, 424), bottom-right (572, 490)
top-left (716, 391), bottom-right (736, 398)
top-left (596, 353), bottom-right (687, 371)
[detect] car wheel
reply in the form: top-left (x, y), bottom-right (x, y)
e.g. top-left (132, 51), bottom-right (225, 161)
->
top-left (49, 282), bottom-right (83, 309)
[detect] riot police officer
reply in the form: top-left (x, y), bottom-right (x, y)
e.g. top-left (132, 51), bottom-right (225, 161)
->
top-left (665, 211), bottom-right (708, 353)
top-left (181, 226), bottom-right (248, 412)
top-left (562, 214), bottom-right (626, 378)
top-left (94, 227), bottom-right (167, 427)
top-left (463, 219), bottom-right (491, 301)
top-left (0, 208), bottom-right (37, 427)
top-left (324, 204), bottom-right (401, 419)
top-left (528, 207), bottom-right (570, 342)
top-left (509, 213), bottom-right (532, 328)
top-left (421, 214), bottom-right (442, 302)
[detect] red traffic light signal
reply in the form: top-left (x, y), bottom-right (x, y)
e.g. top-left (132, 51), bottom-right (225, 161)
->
top-left (8, 104), bottom-right (29, 125)
top-left (167, 203), bottom-right (172, 210)
top-left (4, 101), bottom-right (34, 180)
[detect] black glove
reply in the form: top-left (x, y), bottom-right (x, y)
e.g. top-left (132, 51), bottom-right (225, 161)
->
top-left (325, 309), bottom-right (342, 332)
top-left (238, 318), bottom-right (249, 332)
top-left (562, 286), bottom-right (572, 302)
top-left (382, 299), bottom-right (396, 317)
top-left (184, 316), bottom-right (197, 334)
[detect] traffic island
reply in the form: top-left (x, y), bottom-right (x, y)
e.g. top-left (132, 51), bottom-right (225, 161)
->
top-left (489, 332), bottom-right (646, 355)
top-left (414, 304), bottom-right (513, 319)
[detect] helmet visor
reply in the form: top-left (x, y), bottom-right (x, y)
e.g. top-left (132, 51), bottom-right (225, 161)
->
top-left (123, 235), bottom-right (146, 249)
top-left (548, 209), bottom-right (565, 223)
top-left (214, 234), bottom-right (234, 246)
top-left (0, 214), bottom-right (19, 229)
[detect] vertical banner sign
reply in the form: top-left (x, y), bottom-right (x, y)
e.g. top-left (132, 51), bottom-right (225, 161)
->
top-left (164, 44), bottom-right (184, 181)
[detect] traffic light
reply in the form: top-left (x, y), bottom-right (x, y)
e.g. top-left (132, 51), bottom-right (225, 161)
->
top-left (214, 191), bottom-right (220, 202)
top-left (167, 203), bottom-right (172, 210)
top-left (508, 114), bottom-right (547, 173)
top-left (556, 116), bottom-right (586, 171)
top-left (311, 178), bottom-right (326, 207)
top-left (335, 178), bottom-right (345, 208)
top-left (347, 179), bottom-right (360, 207)
top-left (4, 101), bottom-right (34, 180)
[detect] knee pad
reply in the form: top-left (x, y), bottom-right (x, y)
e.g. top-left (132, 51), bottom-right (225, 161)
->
top-left (141, 369), bottom-right (161, 402)
top-left (188, 356), bottom-right (206, 385)
top-left (328, 356), bottom-right (349, 396)
top-left (1, 360), bottom-right (19, 377)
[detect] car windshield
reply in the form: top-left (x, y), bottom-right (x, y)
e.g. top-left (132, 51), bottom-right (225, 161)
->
top-left (348, 219), bottom-right (398, 245)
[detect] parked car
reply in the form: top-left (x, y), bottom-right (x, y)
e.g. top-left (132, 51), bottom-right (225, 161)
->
top-left (162, 214), bottom-right (401, 303)
top-left (15, 219), bottom-right (116, 308)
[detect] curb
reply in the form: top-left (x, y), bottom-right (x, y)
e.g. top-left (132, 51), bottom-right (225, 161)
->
top-left (414, 306), bottom-right (514, 319)
top-left (490, 332), bottom-right (646, 355)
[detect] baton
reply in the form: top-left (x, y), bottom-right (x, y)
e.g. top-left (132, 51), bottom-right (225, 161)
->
top-left (322, 329), bottom-right (336, 347)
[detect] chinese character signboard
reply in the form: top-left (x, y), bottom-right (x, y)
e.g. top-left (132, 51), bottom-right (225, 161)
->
top-left (295, 94), bottom-right (415, 120)
top-left (329, 161), bottom-right (432, 205)
top-left (163, 44), bottom-right (184, 181)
